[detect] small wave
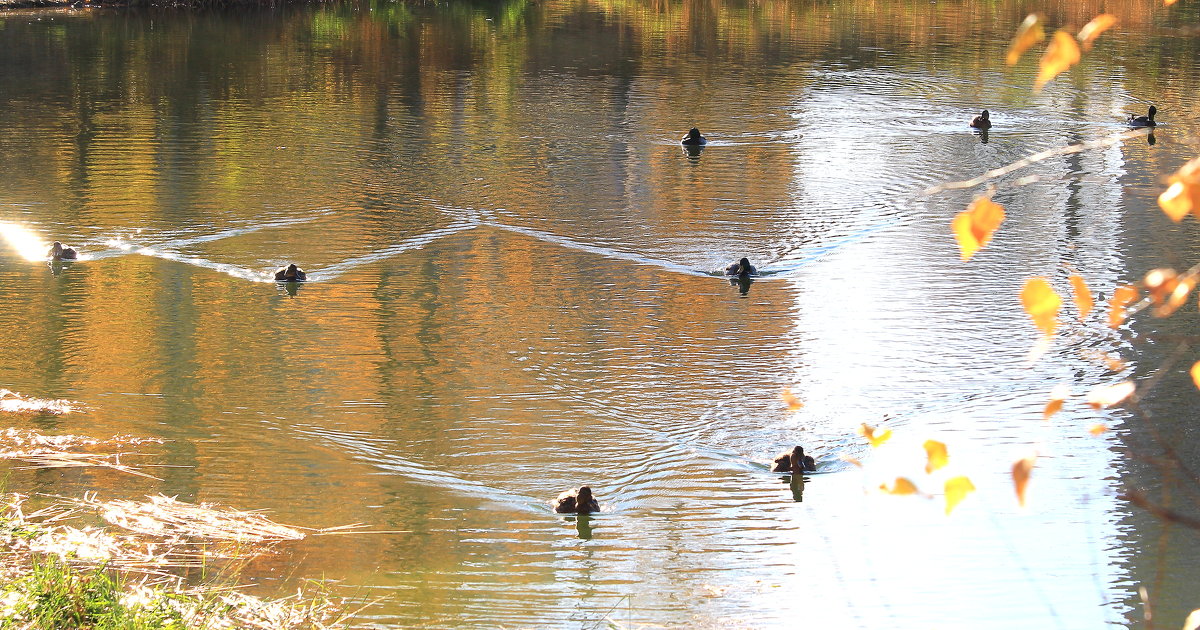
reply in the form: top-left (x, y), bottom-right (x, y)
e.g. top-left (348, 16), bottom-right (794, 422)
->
top-left (312, 223), bottom-right (479, 281)
top-left (0, 389), bottom-right (80, 415)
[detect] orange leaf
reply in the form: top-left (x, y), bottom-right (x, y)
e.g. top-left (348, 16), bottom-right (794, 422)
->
top-left (1043, 384), bottom-right (1070, 420)
top-left (840, 455), bottom-right (863, 468)
top-left (858, 423), bottom-right (893, 447)
top-left (1087, 381), bottom-right (1136, 409)
top-left (1035, 31), bottom-right (1081, 91)
top-left (1108, 284), bottom-right (1139, 329)
top-left (1089, 423), bottom-right (1110, 436)
top-left (952, 196), bottom-right (1006, 261)
top-left (944, 476), bottom-right (975, 515)
top-left (1163, 276), bottom-right (1196, 317)
top-left (1191, 362), bottom-right (1200, 389)
top-left (780, 388), bottom-right (804, 411)
top-left (1165, 0), bottom-right (1179, 6)
top-left (1021, 278), bottom-right (1062, 337)
top-left (1006, 14), bottom-right (1045, 65)
top-left (1158, 158), bottom-right (1200, 222)
top-left (1012, 454), bottom-right (1036, 507)
top-left (1144, 268), bottom-right (1180, 305)
top-left (1076, 14), bottom-right (1117, 51)
top-left (1069, 275), bottom-right (1093, 320)
top-left (880, 477), bottom-right (919, 495)
top-left (923, 440), bottom-right (949, 473)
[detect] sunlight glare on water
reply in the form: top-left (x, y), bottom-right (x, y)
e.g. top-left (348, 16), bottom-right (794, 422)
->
top-left (0, 222), bottom-right (52, 262)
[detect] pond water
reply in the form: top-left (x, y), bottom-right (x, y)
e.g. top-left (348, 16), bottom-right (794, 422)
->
top-left (2, 0), bottom-right (1200, 626)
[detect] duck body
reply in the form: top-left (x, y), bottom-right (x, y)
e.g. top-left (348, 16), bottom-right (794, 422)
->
top-left (1128, 105), bottom-right (1157, 127)
top-left (771, 446), bottom-right (816, 473)
top-left (554, 486), bottom-right (600, 514)
top-left (969, 109), bottom-right (992, 129)
top-left (724, 257), bottom-right (758, 278)
top-left (681, 127), bottom-right (708, 146)
top-left (47, 241), bottom-right (77, 260)
top-left (274, 263), bottom-right (307, 282)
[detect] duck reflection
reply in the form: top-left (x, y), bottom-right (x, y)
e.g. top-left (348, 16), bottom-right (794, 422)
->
top-left (682, 143), bottom-right (705, 160)
top-left (975, 128), bottom-right (989, 144)
top-left (573, 514), bottom-right (594, 540)
top-left (1147, 132), bottom-right (1156, 146)
top-left (47, 260), bottom-right (71, 276)
top-left (729, 275), bottom-right (752, 295)
top-left (788, 474), bottom-right (805, 502)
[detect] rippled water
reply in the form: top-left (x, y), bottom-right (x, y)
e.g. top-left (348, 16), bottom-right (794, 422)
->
top-left (2, 0), bottom-right (1200, 626)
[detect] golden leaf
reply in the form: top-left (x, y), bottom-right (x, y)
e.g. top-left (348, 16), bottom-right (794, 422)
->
top-left (840, 455), bottom-right (863, 468)
top-left (1162, 276), bottom-right (1197, 317)
top-left (1108, 284), bottom-right (1140, 329)
top-left (1165, 0), bottom-right (1179, 6)
top-left (1087, 381), bottom-right (1136, 409)
top-left (1012, 454), bottom-right (1036, 507)
top-left (1089, 424), bottom-right (1110, 436)
top-left (1076, 14), bottom-right (1117, 51)
top-left (1043, 384), bottom-right (1070, 420)
top-left (1021, 278), bottom-right (1062, 337)
top-left (1006, 14), bottom-right (1045, 65)
top-left (1191, 362), bottom-right (1200, 390)
top-left (1183, 608), bottom-right (1200, 630)
top-left (858, 423), bottom-right (893, 447)
top-left (944, 476), bottom-right (975, 515)
top-left (880, 477), bottom-right (919, 495)
top-left (1035, 31), bottom-right (1081, 91)
top-left (1144, 268), bottom-right (1180, 305)
top-left (952, 196), bottom-right (1006, 262)
top-left (780, 388), bottom-right (804, 411)
top-left (1069, 275), bottom-right (1093, 320)
top-left (923, 440), bottom-right (949, 473)
top-left (1158, 157), bottom-right (1200, 222)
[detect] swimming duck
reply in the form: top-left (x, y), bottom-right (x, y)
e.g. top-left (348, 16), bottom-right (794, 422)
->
top-left (724, 257), bottom-right (758, 278)
top-left (771, 446), bottom-right (816, 473)
top-left (969, 110), bottom-right (992, 129)
top-left (274, 263), bottom-right (307, 282)
top-left (681, 127), bottom-right (708, 146)
top-left (554, 486), bottom-right (600, 514)
top-left (1128, 105), bottom-right (1157, 127)
top-left (47, 241), bottom-right (78, 260)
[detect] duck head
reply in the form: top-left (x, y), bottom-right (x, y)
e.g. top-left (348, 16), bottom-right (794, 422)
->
top-left (737, 257), bottom-right (753, 277)
top-left (49, 241), bottom-right (63, 256)
top-left (685, 127), bottom-right (703, 142)
top-left (979, 110), bottom-right (990, 120)
top-left (1147, 105), bottom-right (1158, 121)
top-left (286, 263), bottom-right (299, 274)
top-left (576, 486), bottom-right (594, 503)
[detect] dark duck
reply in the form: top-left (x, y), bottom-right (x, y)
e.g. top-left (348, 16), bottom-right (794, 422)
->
top-left (47, 241), bottom-right (78, 260)
top-left (554, 486), bottom-right (601, 514)
top-left (724, 257), bottom-right (758, 278)
top-left (274, 263), bottom-right (307, 282)
top-left (771, 446), bottom-right (817, 473)
top-left (969, 110), bottom-right (992, 129)
top-left (1128, 105), bottom-right (1157, 127)
top-left (681, 127), bottom-right (707, 146)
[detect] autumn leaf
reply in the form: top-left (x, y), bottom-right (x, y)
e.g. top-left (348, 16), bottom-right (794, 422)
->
top-left (1108, 284), bottom-right (1140, 329)
top-left (923, 440), bottom-right (949, 473)
top-left (952, 196), bottom-right (1006, 261)
top-left (880, 477), bottom-right (919, 495)
top-left (1069, 275), bottom-right (1093, 321)
top-left (1158, 157), bottom-right (1200, 222)
top-left (1190, 362), bottom-right (1200, 390)
top-left (780, 388), bottom-right (804, 411)
top-left (1043, 383), bottom-right (1071, 420)
top-left (1165, 0), bottom-right (1179, 6)
top-left (1087, 381), bottom-right (1136, 409)
top-left (858, 423), bottom-right (893, 447)
top-left (1076, 14), bottom-right (1117, 51)
top-left (1089, 424), bottom-right (1110, 436)
top-left (1006, 14), bottom-right (1045, 65)
top-left (1035, 31), bottom-right (1081, 91)
top-left (1144, 268), bottom-right (1179, 305)
top-left (1163, 276), bottom-right (1196, 317)
top-left (944, 476), bottom-right (975, 515)
top-left (840, 455), bottom-right (863, 467)
top-left (1012, 454), bottom-right (1037, 507)
top-left (1021, 278), bottom-right (1062, 337)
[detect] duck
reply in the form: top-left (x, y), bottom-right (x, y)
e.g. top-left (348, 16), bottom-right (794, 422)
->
top-left (969, 110), bottom-right (992, 129)
top-left (274, 263), bottom-right (307, 282)
top-left (681, 127), bottom-right (708, 146)
top-left (771, 445), bottom-right (817, 473)
top-left (47, 241), bottom-right (78, 260)
top-left (554, 485), bottom-right (600, 514)
top-left (1128, 105), bottom-right (1157, 127)
top-left (724, 257), bottom-right (758, 278)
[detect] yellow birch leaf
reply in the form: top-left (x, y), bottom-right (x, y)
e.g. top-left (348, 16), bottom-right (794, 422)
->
top-left (1021, 278), bottom-right (1062, 337)
top-left (858, 423), bottom-right (893, 447)
top-left (840, 455), bottom-right (863, 467)
top-left (1190, 362), bottom-right (1200, 390)
top-left (1076, 14), bottom-right (1117, 51)
top-left (1108, 284), bottom-right (1139, 329)
top-left (1162, 276), bottom-right (1196, 317)
top-left (1144, 268), bottom-right (1180, 306)
top-left (1165, 0), bottom-right (1179, 6)
top-left (923, 440), bottom-right (949, 473)
top-left (1012, 454), bottom-right (1036, 507)
top-left (1159, 182), bottom-right (1193, 222)
top-left (1034, 31), bottom-right (1081, 91)
top-left (1089, 424), bottom-right (1110, 436)
top-left (944, 476), bottom-right (975, 515)
top-left (1069, 275), bottom-right (1093, 321)
top-left (780, 388), bottom-right (804, 411)
top-left (1043, 384), bottom-right (1070, 420)
top-left (952, 196), bottom-right (1005, 261)
top-left (880, 477), bottom-right (919, 495)
top-left (1006, 14), bottom-right (1045, 65)
top-left (1183, 608), bottom-right (1200, 630)
top-left (1087, 381), bottom-right (1136, 409)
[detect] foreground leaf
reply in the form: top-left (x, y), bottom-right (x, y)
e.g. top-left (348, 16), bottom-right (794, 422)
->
top-left (858, 423), bottom-right (893, 447)
top-left (1006, 14), bottom-right (1045, 65)
top-left (1087, 381), bottom-right (1136, 408)
top-left (1076, 14), bottom-right (1117, 51)
top-left (1012, 454), bottom-right (1037, 507)
top-left (1021, 278), bottom-right (1062, 337)
top-left (1035, 31), bottom-right (1081, 91)
top-left (1043, 384), bottom-right (1071, 420)
top-left (1069, 275), bottom-right (1094, 320)
top-left (880, 477), bottom-right (919, 495)
top-left (1158, 157), bottom-right (1200, 222)
top-left (1108, 284), bottom-right (1140, 329)
top-left (1192, 362), bottom-right (1200, 390)
top-left (944, 476), bottom-right (975, 515)
top-left (923, 440), bottom-right (949, 473)
top-left (1089, 424), bottom-right (1109, 436)
top-left (952, 196), bottom-right (1006, 261)
top-left (780, 388), bottom-right (804, 411)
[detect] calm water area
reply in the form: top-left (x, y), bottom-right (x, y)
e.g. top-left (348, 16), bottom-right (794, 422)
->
top-left (2, 0), bottom-right (1200, 626)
